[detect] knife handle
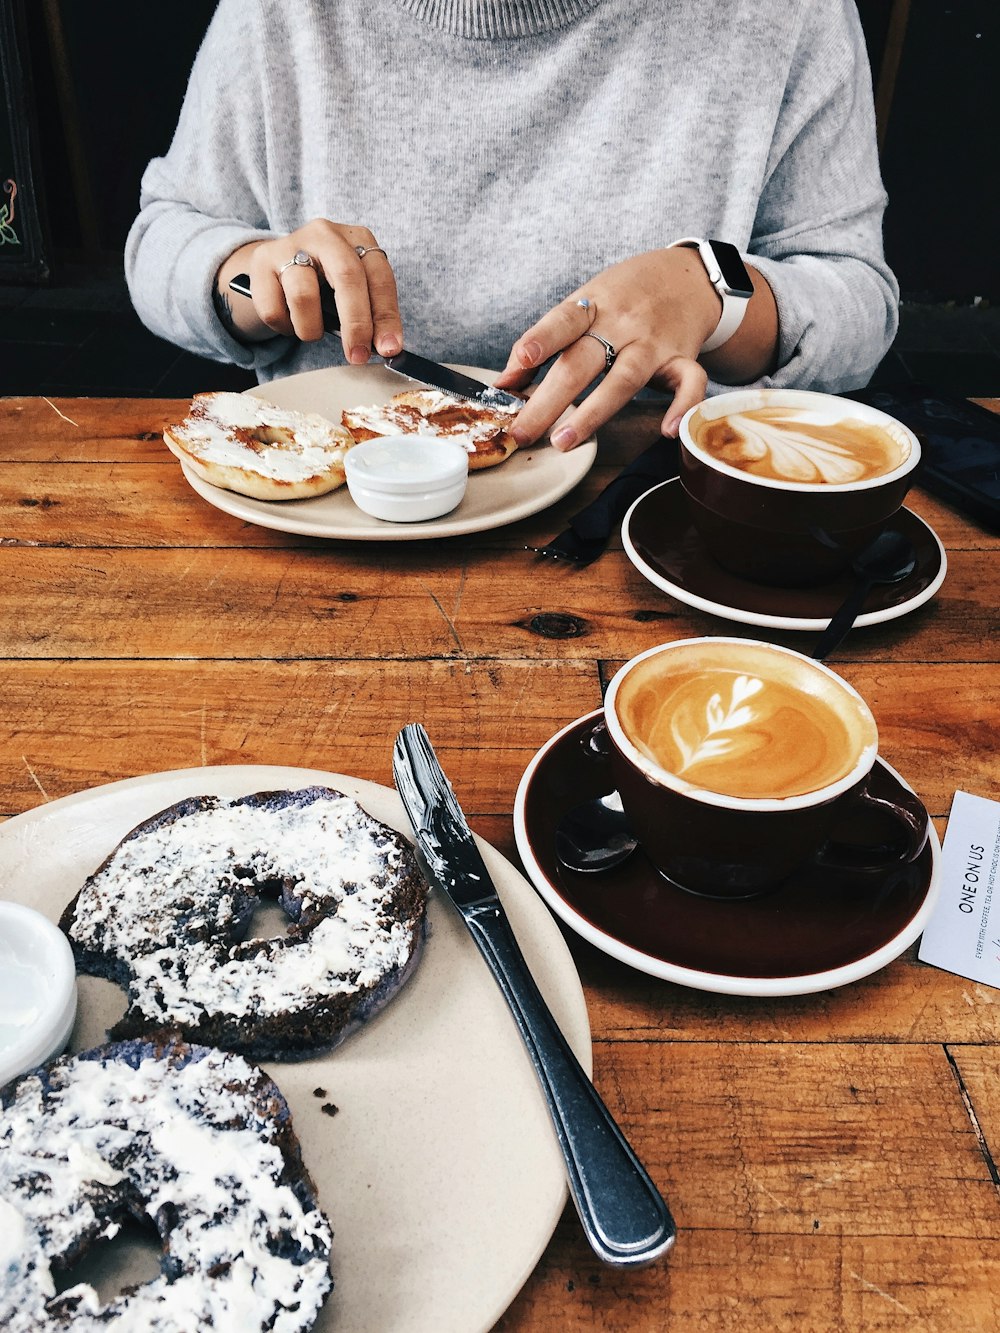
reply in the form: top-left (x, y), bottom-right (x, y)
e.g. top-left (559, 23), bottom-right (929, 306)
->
top-left (228, 273), bottom-right (341, 334)
top-left (463, 902), bottom-right (676, 1267)
top-left (568, 439), bottom-right (679, 542)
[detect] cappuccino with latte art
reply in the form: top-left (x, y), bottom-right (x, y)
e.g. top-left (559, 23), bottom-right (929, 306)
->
top-left (678, 388), bottom-right (922, 587)
top-left (612, 640), bottom-right (874, 800)
top-left (688, 405), bottom-right (909, 486)
top-left (602, 638), bottom-right (927, 897)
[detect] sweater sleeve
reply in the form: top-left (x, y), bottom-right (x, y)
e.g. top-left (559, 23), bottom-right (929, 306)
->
top-left (123, 0), bottom-right (293, 373)
top-left (737, 0), bottom-right (899, 395)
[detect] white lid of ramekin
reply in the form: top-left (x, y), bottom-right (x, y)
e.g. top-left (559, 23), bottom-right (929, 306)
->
top-left (344, 436), bottom-right (470, 494)
top-left (0, 902), bottom-right (78, 1088)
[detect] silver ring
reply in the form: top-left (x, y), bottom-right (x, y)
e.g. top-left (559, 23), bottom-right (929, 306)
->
top-left (582, 330), bottom-right (617, 372)
top-left (355, 244), bottom-right (387, 260)
top-left (277, 250), bottom-right (315, 276)
top-left (576, 297), bottom-right (593, 312)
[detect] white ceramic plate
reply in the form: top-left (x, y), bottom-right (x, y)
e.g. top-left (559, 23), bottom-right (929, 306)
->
top-left (0, 765), bottom-right (592, 1332)
top-left (176, 364), bottom-right (596, 540)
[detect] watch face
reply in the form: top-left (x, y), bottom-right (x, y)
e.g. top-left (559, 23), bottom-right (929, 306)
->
top-left (709, 240), bottom-right (755, 298)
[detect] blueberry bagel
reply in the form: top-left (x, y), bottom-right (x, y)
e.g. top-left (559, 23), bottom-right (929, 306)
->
top-left (60, 787), bottom-right (428, 1058)
top-left (0, 1037), bottom-right (333, 1332)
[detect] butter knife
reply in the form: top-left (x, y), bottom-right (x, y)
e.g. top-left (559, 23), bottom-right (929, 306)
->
top-left (392, 724), bottom-right (676, 1268)
top-left (229, 274), bottom-right (522, 410)
top-left (384, 349), bottom-right (525, 411)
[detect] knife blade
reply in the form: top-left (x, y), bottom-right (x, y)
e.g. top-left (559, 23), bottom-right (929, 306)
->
top-left (392, 723), bottom-right (676, 1268)
top-left (528, 439), bottom-right (681, 565)
top-left (384, 349), bottom-right (525, 411)
top-left (229, 274), bottom-right (523, 411)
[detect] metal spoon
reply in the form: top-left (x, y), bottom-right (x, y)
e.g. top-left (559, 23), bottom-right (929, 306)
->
top-left (811, 529), bottom-right (917, 660)
top-left (556, 790), bottom-right (639, 873)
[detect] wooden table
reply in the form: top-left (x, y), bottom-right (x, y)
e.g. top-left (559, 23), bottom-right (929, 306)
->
top-left (1, 394), bottom-right (999, 1331)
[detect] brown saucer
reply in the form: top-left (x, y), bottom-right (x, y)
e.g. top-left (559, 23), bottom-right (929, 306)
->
top-left (513, 712), bottom-right (941, 996)
top-left (622, 479), bottom-right (946, 632)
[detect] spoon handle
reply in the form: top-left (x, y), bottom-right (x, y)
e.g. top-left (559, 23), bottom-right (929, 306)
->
top-left (811, 578), bottom-right (873, 660)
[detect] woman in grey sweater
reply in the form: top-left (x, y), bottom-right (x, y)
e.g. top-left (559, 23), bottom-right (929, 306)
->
top-left (125, 0), bottom-right (897, 449)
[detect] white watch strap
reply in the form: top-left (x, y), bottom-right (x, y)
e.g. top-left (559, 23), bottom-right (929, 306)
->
top-left (668, 237), bottom-right (750, 353)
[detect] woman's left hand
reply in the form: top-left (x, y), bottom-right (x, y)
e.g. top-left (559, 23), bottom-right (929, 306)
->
top-left (494, 247), bottom-right (754, 450)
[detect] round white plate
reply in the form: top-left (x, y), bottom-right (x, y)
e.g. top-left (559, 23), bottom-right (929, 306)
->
top-left (514, 711), bottom-right (942, 999)
top-left (176, 364), bottom-right (596, 540)
top-left (0, 765), bottom-right (592, 1332)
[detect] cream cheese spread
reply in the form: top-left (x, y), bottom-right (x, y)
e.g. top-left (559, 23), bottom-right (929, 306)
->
top-left (179, 393), bottom-right (349, 483)
top-left (0, 1041), bottom-right (332, 1332)
top-left (65, 788), bottom-right (425, 1045)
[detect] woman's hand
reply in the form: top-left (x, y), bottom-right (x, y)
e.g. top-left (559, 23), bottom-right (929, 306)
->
top-left (494, 247), bottom-right (776, 449)
top-left (214, 219), bottom-right (403, 363)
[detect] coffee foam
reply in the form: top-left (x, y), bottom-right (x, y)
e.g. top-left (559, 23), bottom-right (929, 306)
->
top-left (614, 642), bottom-right (876, 800)
top-left (689, 405), bottom-right (908, 485)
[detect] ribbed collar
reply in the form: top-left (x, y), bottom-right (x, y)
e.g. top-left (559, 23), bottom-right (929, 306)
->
top-left (395, 0), bottom-right (605, 39)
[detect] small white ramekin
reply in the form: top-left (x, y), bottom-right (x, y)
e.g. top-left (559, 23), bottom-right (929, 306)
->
top-left (0, 902), bottom-right (78, 1088)
top-left (344, 436), bottom-right (470, 522)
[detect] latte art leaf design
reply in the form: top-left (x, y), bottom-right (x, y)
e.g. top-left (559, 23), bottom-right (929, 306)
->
top-left (726, 412), bottom-right (871, 484)
top-left (672, 673), bottom-right (764, 774)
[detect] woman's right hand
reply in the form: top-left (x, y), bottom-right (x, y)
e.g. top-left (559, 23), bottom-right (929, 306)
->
top-left (214, 219), bottom-right (403, 363)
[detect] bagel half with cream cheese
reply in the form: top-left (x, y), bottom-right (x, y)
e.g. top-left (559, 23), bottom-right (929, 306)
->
top-left (341, 388), bottom-right (520, 470)
top-left (59, 786), bottom-right (429, 1060)
top-left (164, 391), bottom-right (356, 500)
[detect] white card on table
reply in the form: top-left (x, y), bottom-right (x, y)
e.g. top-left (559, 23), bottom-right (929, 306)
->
top-left (918, 790), bottom-right (1000, 988)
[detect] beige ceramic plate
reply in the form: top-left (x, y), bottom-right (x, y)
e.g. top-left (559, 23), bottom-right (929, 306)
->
top-left (0, 765), bottom-right (592, 1332)
top-left (176, 364), bottom-right (596, 539)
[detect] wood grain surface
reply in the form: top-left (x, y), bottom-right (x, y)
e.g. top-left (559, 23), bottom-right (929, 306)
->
top-left (1, 393), bottom-right (998, 1331)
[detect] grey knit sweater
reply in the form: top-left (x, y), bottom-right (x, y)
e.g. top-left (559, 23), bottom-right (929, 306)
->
top-left (125, 0), bottom-right (898, 394)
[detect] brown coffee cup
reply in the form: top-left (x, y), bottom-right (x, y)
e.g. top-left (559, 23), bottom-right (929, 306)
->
top-left (679, 389), bottom-right (921, 587)
top-left (602, 637), bottom-right (928, 898)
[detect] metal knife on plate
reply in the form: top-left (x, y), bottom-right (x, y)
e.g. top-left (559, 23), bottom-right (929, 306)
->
top-left (392, 723), bottom-right (676, 1268)
top-left (228, 274), bottom-right (523, 409)
top-left (382, 349), bottom-right (524, 410)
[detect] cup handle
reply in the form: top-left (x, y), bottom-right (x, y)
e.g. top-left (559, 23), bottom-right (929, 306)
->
top-left (813, 782), bottom-right (929, 875)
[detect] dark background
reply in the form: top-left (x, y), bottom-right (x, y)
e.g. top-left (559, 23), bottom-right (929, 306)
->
top-left (14, 0), bottom-right (997, 299)
top-left (2, 0), bottom-right (998, 397)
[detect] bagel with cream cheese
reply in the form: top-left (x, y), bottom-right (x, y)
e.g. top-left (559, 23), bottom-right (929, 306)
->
top-left (164, 391), bottom-right (355, 500)
top-left (59, 786), bottom-right (428, 1060)
top-left (342, 388), bottom-right (519, 470)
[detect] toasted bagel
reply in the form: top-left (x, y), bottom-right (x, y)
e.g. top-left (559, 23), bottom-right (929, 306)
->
top-left (342, 388), bottom-right (519, 470)
top-left (165, 391), bottom-right (355, 500)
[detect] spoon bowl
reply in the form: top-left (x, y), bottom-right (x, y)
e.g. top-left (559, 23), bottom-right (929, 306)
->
top-left (852, 528), bottom-right (918, 583)
top-left (555, 790), bottom-right (639, 873)
top-left (812, 528), bottom-right (917, 659)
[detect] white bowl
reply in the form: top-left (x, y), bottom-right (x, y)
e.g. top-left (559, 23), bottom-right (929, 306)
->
top-left (0, 902), bottom-right (78, 1088)
top-left (344, 435), bottom-right (469, 522)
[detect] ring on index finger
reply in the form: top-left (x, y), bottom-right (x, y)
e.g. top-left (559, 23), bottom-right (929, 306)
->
top-left (582, 330), bottom-right (617, 372)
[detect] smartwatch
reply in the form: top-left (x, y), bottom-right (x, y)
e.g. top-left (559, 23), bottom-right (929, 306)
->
top-left (668, 237), bottom-right (755, 352)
